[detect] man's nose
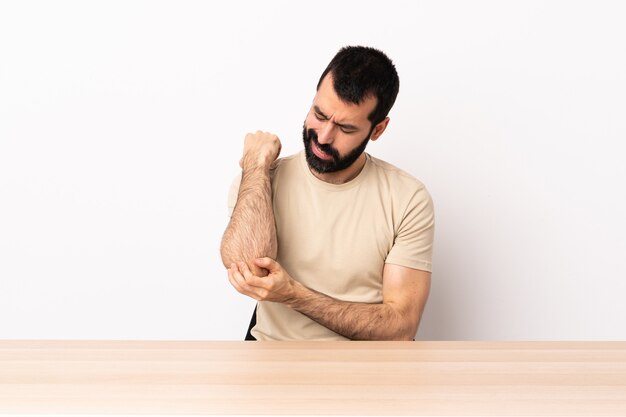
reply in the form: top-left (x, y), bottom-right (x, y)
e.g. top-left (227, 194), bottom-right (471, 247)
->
top-left (316, 122), bottom-right (335, 145)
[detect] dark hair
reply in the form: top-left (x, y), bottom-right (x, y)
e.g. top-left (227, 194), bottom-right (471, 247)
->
top-left (316, 46), bottom-right (400, 127)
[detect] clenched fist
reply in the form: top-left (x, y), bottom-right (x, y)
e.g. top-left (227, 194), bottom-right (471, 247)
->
top-left (240, 130), bottom-right (282, 170)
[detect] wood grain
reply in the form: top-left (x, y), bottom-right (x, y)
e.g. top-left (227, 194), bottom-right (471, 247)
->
top-left (1, 341), bottom-right (625, 415)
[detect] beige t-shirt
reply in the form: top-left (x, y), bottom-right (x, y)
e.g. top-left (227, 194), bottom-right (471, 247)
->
top-left (228, 151), bottom-right (434, 340)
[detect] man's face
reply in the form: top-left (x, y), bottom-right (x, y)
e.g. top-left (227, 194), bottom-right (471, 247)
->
top-left (302, 125), bottom-right (372, 174)
top-left (303, 74), bottom-right (378, 174)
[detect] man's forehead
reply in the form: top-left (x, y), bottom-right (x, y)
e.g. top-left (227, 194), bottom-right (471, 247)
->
top-left (314, 75), bottom-right (376, 124)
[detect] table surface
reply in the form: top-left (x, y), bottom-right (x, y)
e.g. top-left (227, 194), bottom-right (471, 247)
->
top-left (1, 340), bottom-right (625, 416)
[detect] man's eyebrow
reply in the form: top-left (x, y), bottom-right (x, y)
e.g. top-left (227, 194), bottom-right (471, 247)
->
top-left (313, 105), bottom-right (358, 131)
top-left (336, 121), bottom-right (358, 131)
top-left (313, 105), bottom-right (328, 119)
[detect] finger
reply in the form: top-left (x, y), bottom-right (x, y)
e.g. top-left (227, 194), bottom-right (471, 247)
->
top-left (238, 262), bottom-right (268, 289)
top-left (254, 257), bottom-right (278, 272)
top-left (238, 261), bottom-right (255, 280)
top-left (227, 267), bottom-right (244, 294)
top-left (229, 264), bottom-right (253, 294)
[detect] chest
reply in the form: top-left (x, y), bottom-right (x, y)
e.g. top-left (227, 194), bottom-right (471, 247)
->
top-left (272, 181), bottom-right (397, 297)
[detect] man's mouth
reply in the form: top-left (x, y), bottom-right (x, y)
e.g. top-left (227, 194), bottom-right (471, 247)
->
top-left (311, 140), bottom-right (333, 160)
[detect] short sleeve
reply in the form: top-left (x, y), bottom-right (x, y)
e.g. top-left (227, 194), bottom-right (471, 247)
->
top-left (385, 186), bottom-right (435, 272)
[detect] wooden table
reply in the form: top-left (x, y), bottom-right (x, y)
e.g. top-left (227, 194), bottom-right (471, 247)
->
top-left (1, 340), bottom-right (625, 415)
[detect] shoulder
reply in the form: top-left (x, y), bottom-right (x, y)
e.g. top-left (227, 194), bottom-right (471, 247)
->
top-left (366, 154), bottom-right (431, 199)
top-left (271, 152), bottom-right (300, 170)
top-left (269, 152), bottom-right (302, 182)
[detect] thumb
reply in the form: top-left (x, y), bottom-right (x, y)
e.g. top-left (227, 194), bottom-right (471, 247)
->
top-left (254, 257), bottom-right (278, 271)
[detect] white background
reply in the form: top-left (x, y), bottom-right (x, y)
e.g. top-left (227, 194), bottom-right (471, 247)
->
top-left (1, 0), bottom-right (625, 341)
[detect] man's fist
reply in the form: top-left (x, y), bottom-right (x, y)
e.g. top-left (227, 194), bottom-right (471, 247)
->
top-left (240, 131), bottom-right (282, 170)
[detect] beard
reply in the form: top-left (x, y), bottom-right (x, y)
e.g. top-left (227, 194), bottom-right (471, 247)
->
top-left (302, 125), bottom-right (372, 174)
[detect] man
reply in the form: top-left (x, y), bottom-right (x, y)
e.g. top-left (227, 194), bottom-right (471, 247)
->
top-left (220, 46), bottom-right (434, 341)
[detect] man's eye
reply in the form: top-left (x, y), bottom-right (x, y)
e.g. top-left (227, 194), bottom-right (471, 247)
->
top-left (314, 113), bottom-right (325, 121)
top-left (340, 128), bottom-right (355, 134)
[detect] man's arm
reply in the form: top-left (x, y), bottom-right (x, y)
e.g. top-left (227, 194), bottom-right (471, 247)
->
top-left (220, 131), bottom-right (280, 277)
top-left (290, 263), bottom-right (431, 340)
top-left (228, 259), bottom-right (431, 340)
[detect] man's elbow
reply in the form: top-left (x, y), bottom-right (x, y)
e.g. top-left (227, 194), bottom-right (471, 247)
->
top-left (219, 240), bottom-right (236, 269)
top-left (220, 257), bottom-right (232, 270)
top-left (394, 315), bottom-right (420, 341)
top-left (220, 244), bottom-right (275, 270)
top-left (393, 325), bottom-right (417, 341)
top-left (378, 327), bottom-right (415, 341)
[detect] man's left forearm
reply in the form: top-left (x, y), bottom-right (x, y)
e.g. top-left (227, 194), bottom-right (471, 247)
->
top-left (287, 282), bottom-right (416, 341)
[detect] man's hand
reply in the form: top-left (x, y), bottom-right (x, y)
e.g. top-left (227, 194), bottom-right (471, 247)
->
top-left (227, 258), bottom-right (298, 303)
top-left (240, 131), bottom-right (282, 170)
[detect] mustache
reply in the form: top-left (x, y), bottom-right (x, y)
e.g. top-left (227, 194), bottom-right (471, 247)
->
top-left (306, 128), bottom-right (339, 159)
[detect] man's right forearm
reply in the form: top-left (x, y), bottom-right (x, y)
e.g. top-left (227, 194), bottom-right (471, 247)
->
top-left (220, 165), bottom-right (277, 277)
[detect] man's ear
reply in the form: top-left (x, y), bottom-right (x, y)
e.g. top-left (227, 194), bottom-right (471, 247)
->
top-left (370, 117), bottom-right (390, 141)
